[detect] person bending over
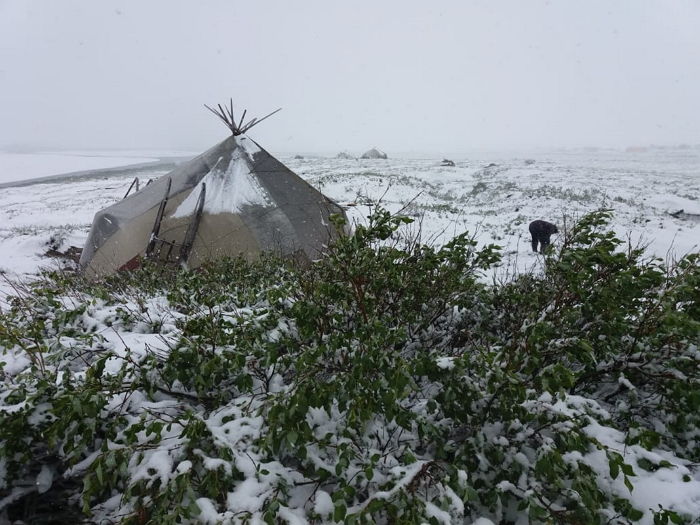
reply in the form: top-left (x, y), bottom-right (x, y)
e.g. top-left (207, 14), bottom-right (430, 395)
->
top-left (529, 220), bottom-right (558, 253)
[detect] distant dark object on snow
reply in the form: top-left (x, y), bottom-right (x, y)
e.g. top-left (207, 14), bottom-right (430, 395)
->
top-left (336, 151), bottom-right (355, 160)
top-left (440, 159), bottom-right (455, 167)
top-left (524, 159), bottom-right (536, 165)
top-left (45, 245), bottom-right (82, 265)
top-left (529, 220), bottom-right (558, 253)
top-left (669, 209), bottom-right (700, 222)
top-left (361, 148), bottom-right (388, 159)
top-left (294, 155), bottom-right (304, 159)
top-left (484, 162), bottom-right (498, 169)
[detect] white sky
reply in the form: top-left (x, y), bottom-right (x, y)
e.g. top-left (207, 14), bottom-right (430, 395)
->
top-left (1, 0), bottom-right (699, 154)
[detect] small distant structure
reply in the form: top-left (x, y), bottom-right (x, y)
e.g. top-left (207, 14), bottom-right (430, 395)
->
top-left (361, 148), bottom-right (388, 159)
top-left (440, 159), bottom-right (455, 167)
top-left (294, 155), bottom-right (304, 159)
top-left (524, 159), bottom-right (536, 165)
top-left (336, 151), bottom-right (355, 160)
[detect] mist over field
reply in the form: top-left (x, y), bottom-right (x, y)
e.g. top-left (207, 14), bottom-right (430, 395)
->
top-left (1, 0), bottom-right (700, 154)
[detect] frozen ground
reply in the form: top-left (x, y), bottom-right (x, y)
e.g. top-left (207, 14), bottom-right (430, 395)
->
top-left (0, 148), bottom-right (699, 523)
top-left (0, 159), bottom-right (176, 300)
top-left (294, 148), bottom-right (700, 277)
top-left (0, 147), bottom-right (698, 300)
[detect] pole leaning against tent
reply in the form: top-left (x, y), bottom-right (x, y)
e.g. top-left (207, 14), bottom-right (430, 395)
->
top-left (178, 183), bottom-right (206, 267)
top-left (144, 177), bottom-right (172, 258)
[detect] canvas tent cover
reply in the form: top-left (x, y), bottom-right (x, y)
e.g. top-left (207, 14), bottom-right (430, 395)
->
top-left (80, 135), bottom-right (345, 277)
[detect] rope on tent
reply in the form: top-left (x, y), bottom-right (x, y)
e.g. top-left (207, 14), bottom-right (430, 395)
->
top-left (204, 99), bottom-right (282, 135)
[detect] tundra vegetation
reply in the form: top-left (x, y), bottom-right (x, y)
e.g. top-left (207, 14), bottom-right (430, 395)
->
top-left (0, 209), bottom-right (698, 524)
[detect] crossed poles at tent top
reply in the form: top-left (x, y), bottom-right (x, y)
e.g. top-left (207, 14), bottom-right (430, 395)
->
top-left (204, 99), bottom-right (282, 136)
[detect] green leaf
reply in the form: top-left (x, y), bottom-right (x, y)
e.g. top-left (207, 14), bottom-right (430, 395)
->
top-left (621, 463), bottom-right (636, 477)
top-left (670, 512), bottom-right (684, 524)
top-left (333, 503), bottom-right (347, 522)
top-left (188, 501), bottom-right (201, 517)
top-left (609, 460), bottom-right (620, 480)
top-left (95, 463), bottom-right (104, 485)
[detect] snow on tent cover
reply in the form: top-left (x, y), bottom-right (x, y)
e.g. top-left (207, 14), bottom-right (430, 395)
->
top-left (80, 102), bottom-right (347, 278)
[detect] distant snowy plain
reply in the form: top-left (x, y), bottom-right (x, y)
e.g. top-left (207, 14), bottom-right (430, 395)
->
top-left (0, 151), bottom-right (161, 184)
top-left (0, 147), bottom-right (698, 298)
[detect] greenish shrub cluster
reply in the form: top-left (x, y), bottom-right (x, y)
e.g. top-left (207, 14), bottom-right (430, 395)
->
top-left (0, 209), bottom-right (698, 524)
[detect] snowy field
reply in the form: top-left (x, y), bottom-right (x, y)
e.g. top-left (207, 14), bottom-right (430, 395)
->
top-left (1, 147), bottom-right (698, 300)
top-left (293, 149), bottom-right (700, 272)
top-left (0, 151), bottom-right (164, 185)
top-left (0, 148), bottom-right (699, 523)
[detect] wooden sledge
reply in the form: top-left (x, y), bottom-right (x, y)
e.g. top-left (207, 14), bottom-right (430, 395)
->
top-left (145, 179), bottom-right (207, 268)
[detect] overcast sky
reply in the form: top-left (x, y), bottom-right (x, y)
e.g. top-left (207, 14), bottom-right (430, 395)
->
top-left (1, 0), bottom-right (699, 154)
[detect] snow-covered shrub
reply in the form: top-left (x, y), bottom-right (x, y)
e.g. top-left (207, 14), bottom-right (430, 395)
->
top-left (0, 209), bottom-right (698, 524)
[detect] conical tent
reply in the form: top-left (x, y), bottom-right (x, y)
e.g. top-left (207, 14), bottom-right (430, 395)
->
top-left (80, 133), bottom-right (346, 278)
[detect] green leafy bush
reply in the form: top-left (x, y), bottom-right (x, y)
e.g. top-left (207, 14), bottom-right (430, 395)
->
top-left (0, 209), bottom-right (698, 523)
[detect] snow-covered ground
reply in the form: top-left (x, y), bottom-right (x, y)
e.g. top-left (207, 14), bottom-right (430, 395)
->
top-left (303, 149), bottom-right (699, 283)
top-left (0, 148), bottom-right (699, 523)
top-left (0, 147), bottom-right (698, 300)
top-left (291, 150), bottom-right (700, 265)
